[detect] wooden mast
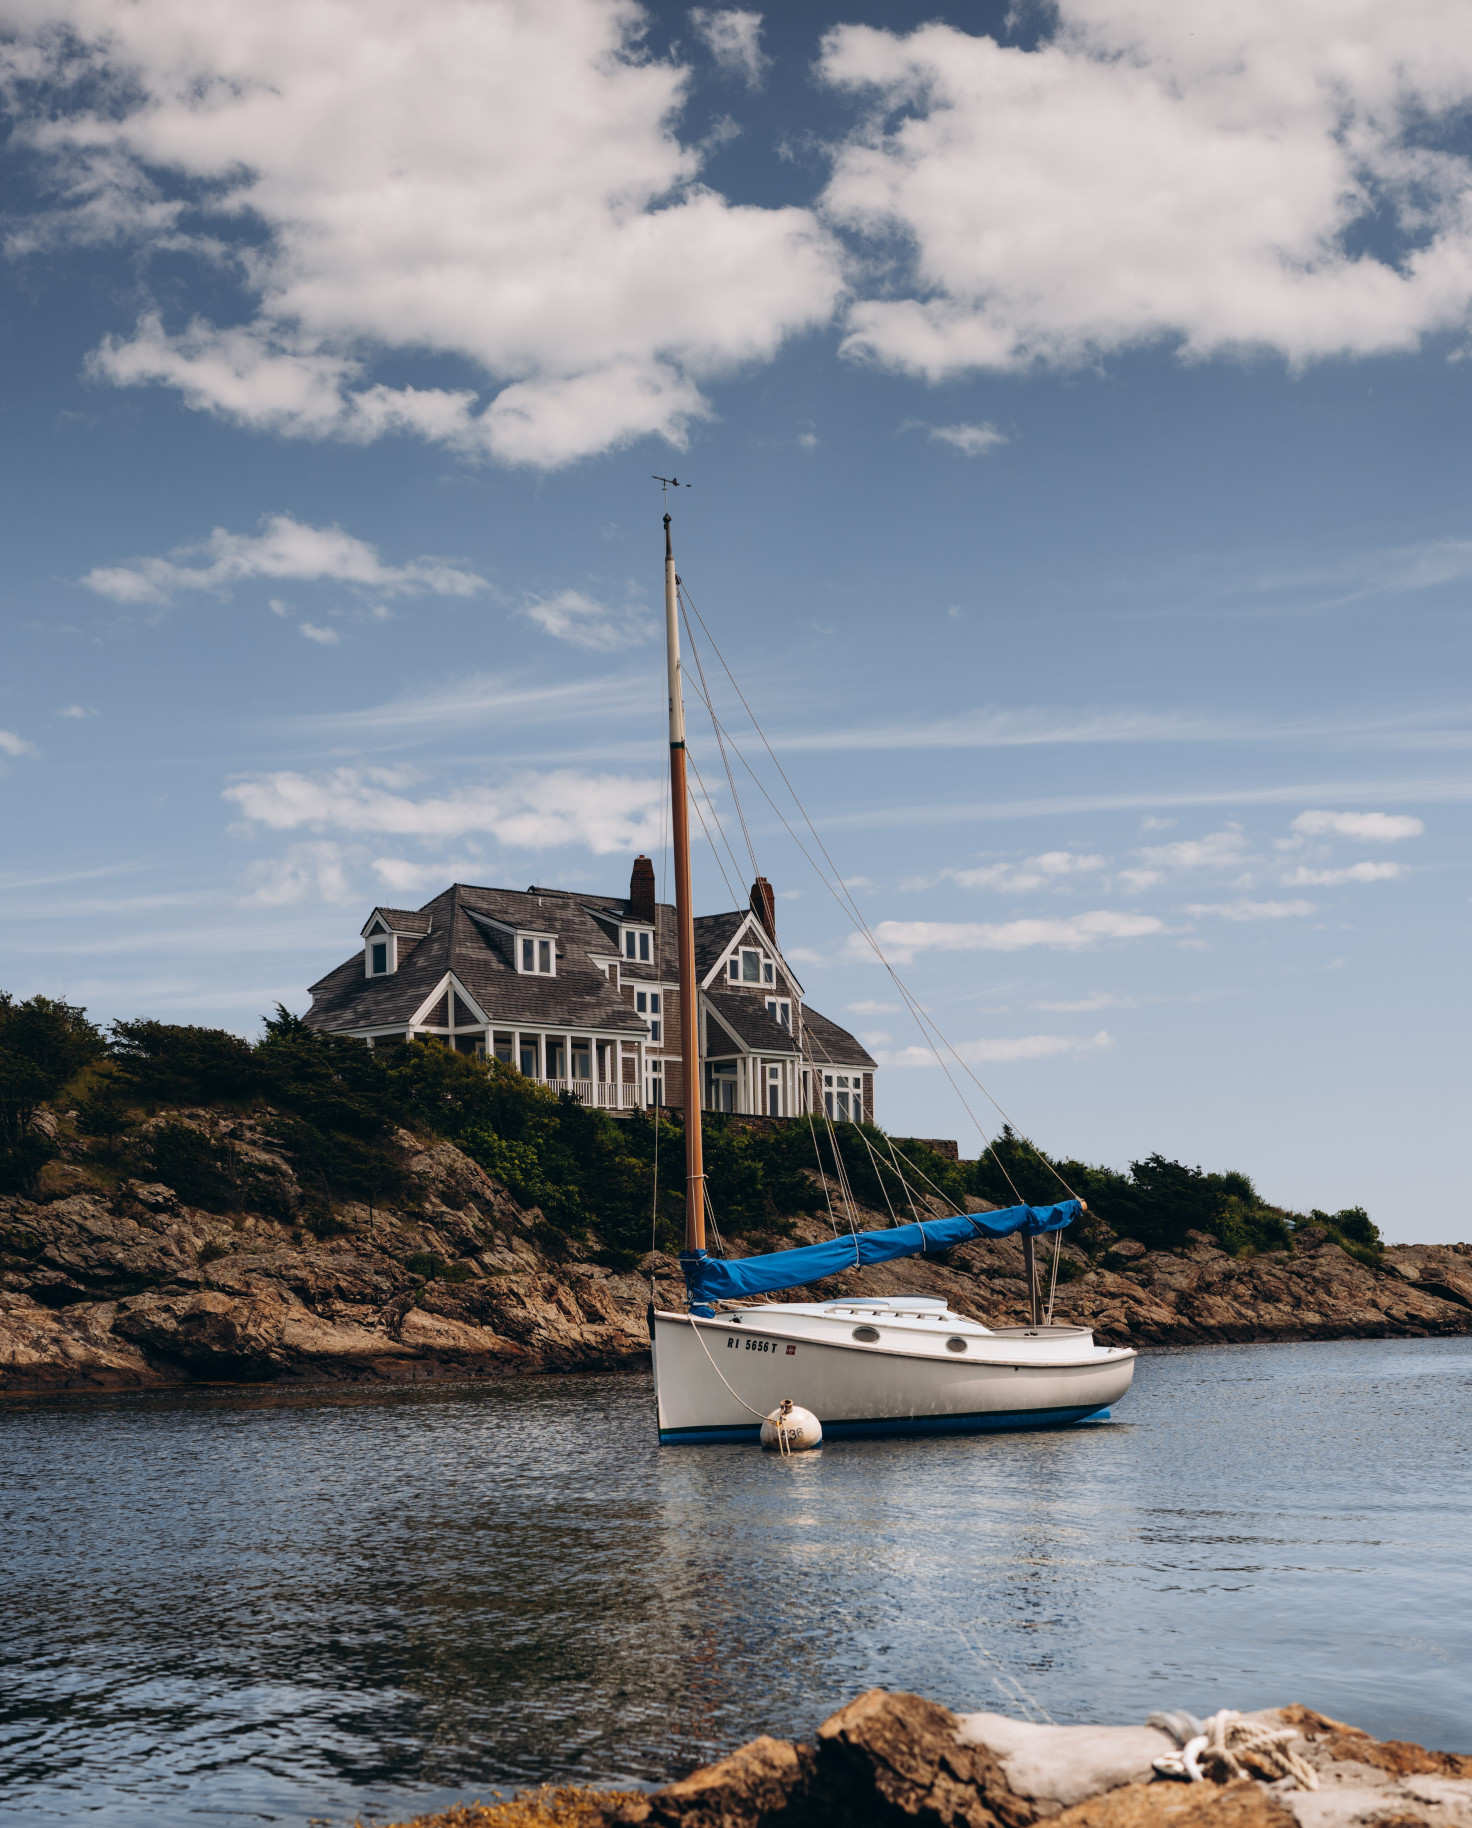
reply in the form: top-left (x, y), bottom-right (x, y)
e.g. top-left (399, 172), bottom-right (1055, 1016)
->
top-left (664, 511), bottom-right (705, 1254)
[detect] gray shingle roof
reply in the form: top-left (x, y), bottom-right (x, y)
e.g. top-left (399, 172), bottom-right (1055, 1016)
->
top-left (801, 1006), bottom-right (877, 1069)
top-left (369, 906), bottom-right (434, 934)
top-left (706, 990), bottom-right (800, 1055)
top-left (306, 879), bottom-right (864, 1065)
top-left (307, 884), bottom-right (647, 1036)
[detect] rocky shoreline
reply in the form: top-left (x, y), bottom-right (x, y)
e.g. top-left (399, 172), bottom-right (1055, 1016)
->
top-left (3, 1108), bottom-right (1471, 1394)
top-left (381, 1690), bottom-right (1472, 1828)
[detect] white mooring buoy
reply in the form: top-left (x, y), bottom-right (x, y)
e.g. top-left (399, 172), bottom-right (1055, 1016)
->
top-left (760, 1398), bottom-right (823, 1454)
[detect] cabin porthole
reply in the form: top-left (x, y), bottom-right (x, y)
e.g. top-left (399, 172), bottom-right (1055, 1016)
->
top-left (852, 1325), bottom-right (880, 1343)
top-left (945, 1337), bottom-right (968, 1353)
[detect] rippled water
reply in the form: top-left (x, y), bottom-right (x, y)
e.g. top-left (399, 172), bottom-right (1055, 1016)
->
top-left (3, 1337), bottom-right (1470, 1827)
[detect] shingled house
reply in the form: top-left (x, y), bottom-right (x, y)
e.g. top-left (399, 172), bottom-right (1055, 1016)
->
top-left (302, 859), bottom-right (878, 1122)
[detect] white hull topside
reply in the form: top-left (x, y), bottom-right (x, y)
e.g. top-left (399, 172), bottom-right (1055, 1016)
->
top-left (651, 1297), bottom-right (1137, 1443)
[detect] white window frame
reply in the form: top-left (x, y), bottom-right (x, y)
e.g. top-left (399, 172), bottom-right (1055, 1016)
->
top-left (516, 932), bottom-right (557, 976)
top-left (364, 921), bottom-right (396, 978)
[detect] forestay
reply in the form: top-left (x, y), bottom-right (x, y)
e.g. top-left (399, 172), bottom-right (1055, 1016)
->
top-left (680, 1199), bottom-right (1080, 1308)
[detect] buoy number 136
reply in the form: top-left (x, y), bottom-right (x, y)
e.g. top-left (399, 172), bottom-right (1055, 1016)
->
top-left (728, 1338), bottom-right (795, 1355)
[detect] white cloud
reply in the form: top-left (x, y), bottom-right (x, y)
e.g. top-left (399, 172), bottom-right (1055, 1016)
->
top-left (243, 840), bottom-right (355, 906)
top-left (1134, 827), bottom-right (1252, 871)
top-left (55, 704), bottom-right (97, 719)
top-left (10, 0), bottom-right (839, 468)
top-left (879, 1030), bottom-right (1114, 1066)
top-left (819, 7), bottom-right (1472, 378)
top-left (82, 514), bottom-right (484, 606)
top-left (847, 998), bottom-right (901, 1014)
top-left (299, 621), bottom-right (340, 645)
top-left (1032, 991), bottom-right (1131, 1012)
top-left (0, 730), bottom-right (38, 757)
top-left (1291, 809), bottom-right (1425, 841)
top-left (849, 910), bottom-right (1164, 963)
top-left (929, 422), bottom-right (1007, 456)
top-left (371, 856), bottom-right (484, 894)
top-left (1119, 826), bottom-right (1254, 890)
top-left (943, 850), bottom-right (1106, 893)
top-left (1185, 898), bottom-right (1317, 921)
top-left (520, 588), bottom-right (655, 650)
top-left (224, 765), bottom-right (664, 854)
top-left (690, 8), bottom-right (769, 88)
top-left (1283, 861), bottom-right (1403, 886)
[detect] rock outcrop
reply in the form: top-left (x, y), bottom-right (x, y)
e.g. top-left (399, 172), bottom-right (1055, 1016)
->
top-left (376, 1693), bottom-right (1472, 1828)
top-left (2, 1107), bottom-right (1469, 1393)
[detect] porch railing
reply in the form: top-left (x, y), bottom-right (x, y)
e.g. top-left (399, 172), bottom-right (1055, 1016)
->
top-left (544, 1078), bottom-right (641, 1110)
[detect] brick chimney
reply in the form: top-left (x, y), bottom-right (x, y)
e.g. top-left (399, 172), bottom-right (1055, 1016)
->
top-left (629, 854), bottom-right (656, 923)
top-left (749, 874), bottom-right (776, 940)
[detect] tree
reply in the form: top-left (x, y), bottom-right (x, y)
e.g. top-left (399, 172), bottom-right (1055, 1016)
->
top-left (0, 992), bottom-right (107, 1191)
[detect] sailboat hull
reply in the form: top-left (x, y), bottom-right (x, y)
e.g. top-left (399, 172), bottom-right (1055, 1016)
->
top-left (651, 1309), bottom-right (1136, 1445)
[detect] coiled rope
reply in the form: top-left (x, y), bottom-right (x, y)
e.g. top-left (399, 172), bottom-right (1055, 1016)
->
top-left (1150, 1710), bottom-right (1319, 1790)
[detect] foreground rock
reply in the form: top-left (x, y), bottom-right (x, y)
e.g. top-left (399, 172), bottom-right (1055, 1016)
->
top-left (377, 1692), bottom-right (1472, 1828)
top-left (2, 1110), bottom-right (1470, 1393)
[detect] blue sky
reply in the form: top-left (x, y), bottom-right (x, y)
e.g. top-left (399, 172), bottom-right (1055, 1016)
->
top-left (1, 0), bottom-right (1469, 1239)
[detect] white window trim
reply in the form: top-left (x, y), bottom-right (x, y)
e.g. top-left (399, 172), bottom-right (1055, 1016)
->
top-left (514, 932), bottom-right (558, 976)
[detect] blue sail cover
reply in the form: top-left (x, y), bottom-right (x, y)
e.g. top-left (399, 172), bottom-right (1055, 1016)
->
top-left (680, 1199), bottom-right (1080, 1307)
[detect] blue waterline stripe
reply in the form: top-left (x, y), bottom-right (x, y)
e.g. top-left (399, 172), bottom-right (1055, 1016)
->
top-left (658, 1403), bottom-right (1113, 1445)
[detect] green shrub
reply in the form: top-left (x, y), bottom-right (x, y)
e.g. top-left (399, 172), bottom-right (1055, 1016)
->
top-left (406, 1251), bottom-right (473, 1282)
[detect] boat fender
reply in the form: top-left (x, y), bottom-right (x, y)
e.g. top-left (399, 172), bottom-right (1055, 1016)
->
top-left (760, 1399), bottom-right (822, 1455)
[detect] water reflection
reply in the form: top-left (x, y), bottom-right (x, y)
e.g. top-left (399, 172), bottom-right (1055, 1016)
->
top-left (1, 1339), bottom-right (1469, 1828)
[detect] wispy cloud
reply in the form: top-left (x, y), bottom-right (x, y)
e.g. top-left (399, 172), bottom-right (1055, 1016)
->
top-left (1032, 991), bottom-right (1132, 1012)
top-left (811, 777), bottom-right (1472, 834)
top-left (0, 730), bottom-right (38, 757)
top-left (849, 910), bottom-right (1164, 963)
top-left (372, 856), bottom-right (487, 894)
top-left (290, 672), bottom-right (642, 744)
top-left (1185, 899), bottom-right (1316, 921)
top-left (225, 765), bottom-right (663, 854)
top-left (878, 1030), bottom-right (1113, 1066)
top-left (689, 8), bottom-right (769, 88)
top-left (936, 850), bottom-right (1106, 893)
top-left (929, 422), bottom-right (1007, 456)
top-left (55, 704), bottom-right (97, 719)
top-left (242, 841), bottom-right (356, 906)
top-left (1282, 861), bottom-right (1403, 886)
top-left (1120, 826), bottom-right (1252, 889)
top-left (1291, 809), bottom-right (1424, 841)
top-left (299, 621), bottom-right (341, 646)
top-left (83, 514), bottom-right (486, 606)
top-left (519, 587), bottom-right (655, 650)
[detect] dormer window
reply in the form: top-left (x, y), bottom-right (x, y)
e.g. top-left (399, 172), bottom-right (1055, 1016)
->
top-left (623, 927), bottom-right (652, 963)
top-left (518, 934), bottom-right (555, 976)
top-left (363, 918), bottom-right (396, 978)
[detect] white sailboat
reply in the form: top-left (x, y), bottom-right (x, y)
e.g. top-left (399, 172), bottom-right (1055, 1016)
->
top-left (647, 506), bottom-right (1137, 1445)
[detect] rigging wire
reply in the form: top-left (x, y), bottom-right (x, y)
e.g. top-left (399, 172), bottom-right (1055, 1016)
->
top-left (681, 595), bottom-right (760, 882)
top-left (683, 748), bottom-right (745, 909)
top-left (677, 591), bottom-right (1029, 1209)
top-left (678, 578), bottom-right (1076, 1210)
